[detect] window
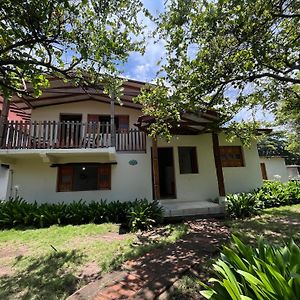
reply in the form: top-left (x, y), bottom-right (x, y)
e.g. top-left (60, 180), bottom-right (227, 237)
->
top-left (220, 146), bottom-right (244, 167)
top-left (87, 115), bottom-right (129, 132)
top-left (178, 147), bottom-right (198, 174)
top-left (57, 164), bottom-right (111, 192)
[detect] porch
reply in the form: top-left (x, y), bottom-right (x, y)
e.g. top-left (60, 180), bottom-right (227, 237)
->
top-left (0, 121), bottom-right (146, 152)
top-left (159, 199), bottom-right (225, 218)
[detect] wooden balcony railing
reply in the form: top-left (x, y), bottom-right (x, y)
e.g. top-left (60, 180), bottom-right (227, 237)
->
top-left (0, 121), bottom-right (146, 152)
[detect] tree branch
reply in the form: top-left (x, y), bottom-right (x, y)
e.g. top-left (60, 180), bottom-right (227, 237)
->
top-left (272, 13), bottom-right (300, 18)
top-left (221, 72), bottom-right (300, 85)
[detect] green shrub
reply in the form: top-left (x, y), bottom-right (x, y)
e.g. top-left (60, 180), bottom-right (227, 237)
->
top-left (200, 236), bottom-right (300, 300)
top-left (127, 199), bottom-right (163, 232)
top-left (226, 181), bottom-right (300, 219)
top-left (0, 198), bottom-right (163, 232)
top-left (286, 181), bottom-right (300, 204)
top-left (255, 180), bottom-right (300, 208)
top-left (226, 193), bottom-right (261, 219)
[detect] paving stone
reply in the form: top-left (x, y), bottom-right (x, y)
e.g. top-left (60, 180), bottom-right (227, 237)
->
top-left (71, 219), bottom-right (230, 300)
top-left (94, 294), bottom-right (109, 300)
top-left (67, 271), bottom-right (128, 300)
top-left (99, 282), bottom-right (136, 299)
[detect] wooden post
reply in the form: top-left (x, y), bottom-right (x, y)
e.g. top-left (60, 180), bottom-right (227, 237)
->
top-left (212, 133), bottom-right (225, 197)
top-left (0, 96), bottom-right (10, 148)
top-left (110, 93), bottom-right (116, 147)
top-left (152, 137), bottom-right (160, 200)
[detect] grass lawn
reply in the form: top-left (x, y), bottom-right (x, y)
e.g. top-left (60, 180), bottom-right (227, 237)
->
top-left (2, 205), bottom-right (299, 299)
top-left (166, 204), bottom-right (300, 300)
top-left (228, 203), bottom-right (300, 245)
top-left (0, 223), bottom-right (187, 300)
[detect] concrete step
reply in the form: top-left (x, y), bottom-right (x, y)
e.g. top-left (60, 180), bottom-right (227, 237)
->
top-left (159, 200), bottom-right (224, 218)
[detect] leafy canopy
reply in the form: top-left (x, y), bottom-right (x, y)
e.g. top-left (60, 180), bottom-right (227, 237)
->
top-left (0, 0), bottom-right (145, 98)
top-left (137, 0), bottom-right (299, 151)
top-left (258, 131), bottom-right (300, 164)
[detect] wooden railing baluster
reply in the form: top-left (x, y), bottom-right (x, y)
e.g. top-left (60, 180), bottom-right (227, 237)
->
top-left (0, 121), bottom-right (146, 152)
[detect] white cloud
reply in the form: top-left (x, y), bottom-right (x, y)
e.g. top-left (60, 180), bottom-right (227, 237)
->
top-left (124, 0), bottom-right (166, 82)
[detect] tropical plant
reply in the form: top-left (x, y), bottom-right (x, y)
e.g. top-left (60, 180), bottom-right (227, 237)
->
top-left (0, 198), bottom-right (163, 231)
top-left (226, 181), bottom-right (300, 219)
top-left (127, 199), bottom-right (163, 232)
top-left (200, 236), bottom-right (300, 300)
top-left (226, 193), bottom-right (261, 219)
top-left (256, 180), bottom-right (300, 208)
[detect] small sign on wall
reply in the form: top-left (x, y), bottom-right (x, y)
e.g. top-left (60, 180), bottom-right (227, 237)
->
top-left (129, 159), bottom-right (138, 166)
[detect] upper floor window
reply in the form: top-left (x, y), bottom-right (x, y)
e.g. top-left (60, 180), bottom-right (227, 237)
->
top-left (220, 146), bottom-right (244, 167)
top-left (57, 163), bottom-right (111, 192)
top-left (87, 114), bottom-right (129, 132)
top-left (178, 147), bottom-right (198, 174)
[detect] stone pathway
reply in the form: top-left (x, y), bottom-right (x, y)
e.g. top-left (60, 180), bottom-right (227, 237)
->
top-left (68, 219), bottom-right (230, 300)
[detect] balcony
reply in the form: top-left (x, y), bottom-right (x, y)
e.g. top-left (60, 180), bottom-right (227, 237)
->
top-left (0, 121), bottom-right (146, 152)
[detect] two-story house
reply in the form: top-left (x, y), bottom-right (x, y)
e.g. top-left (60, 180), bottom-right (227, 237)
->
top-left (0, 78), bottom-right (265, 217)
top-left (0, 97), bottom-right (31, 199)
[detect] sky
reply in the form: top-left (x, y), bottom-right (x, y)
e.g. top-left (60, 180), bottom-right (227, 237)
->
top-left (123, 1), bottom-right (165, 82)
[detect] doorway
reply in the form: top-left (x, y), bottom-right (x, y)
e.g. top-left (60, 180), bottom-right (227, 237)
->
top-left (158, 147), bottom-right (176, 199)
top-left (59, 114), bottom-right (82, 147)
top-left (260, 162), bottom-right (268, 180)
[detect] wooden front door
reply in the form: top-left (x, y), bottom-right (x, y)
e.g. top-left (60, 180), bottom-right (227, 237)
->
top-left (59, 114), bottom-right (82, 147)
top-left (260, 162), bottom-right (268, 180)
top-left (157, 147), bottom-right (176, 199)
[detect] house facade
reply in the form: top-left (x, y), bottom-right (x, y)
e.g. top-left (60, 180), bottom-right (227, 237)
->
top-left (0, 79), bottom-right (264, 217)
top-left (286, 165), bottom-right (300, 181)
top-left (259, 156), bottom-right (289, 182)
top-left (0, 97), bottom-right (31, 199)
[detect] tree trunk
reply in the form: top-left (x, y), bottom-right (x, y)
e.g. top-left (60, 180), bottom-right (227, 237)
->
top-left (212, 132), bottom-right (225, 196)
top-left (0, 96), bottom-right (10, 148)
top-left (110, 93), bottom-right (116, 147)
top-left (152, 137), bottom-right (160, 200)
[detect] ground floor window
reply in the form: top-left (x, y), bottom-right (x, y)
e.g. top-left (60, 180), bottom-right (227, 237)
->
top-left (57, 163), bottom-right (111, 192)
top-left (220, 146), bottom-right (244, 167)
top-left (178, 146), bottom-right (198, 174)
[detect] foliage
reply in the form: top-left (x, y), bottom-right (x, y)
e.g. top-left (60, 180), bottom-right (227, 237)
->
top-left (275, 84), bottom-right (300, 154)
top-left (200, 236), bottom-right (300, 300)
top-left (137, 0), bottom-right (300, 150)
top-left (0, 0), bottom-right (145, 98)
top-left (0, 198), bottom-right (163, 232)
top-left (256, 180), bottom-right (300, 208)
top-left (257, 132), bottom-right (300, 165)
top-left (226, 181), bottom-right (300, 219)
top-left (127, 199), bottom-right (163, 232)
top-left (226, 193), bottom-right (261, 219)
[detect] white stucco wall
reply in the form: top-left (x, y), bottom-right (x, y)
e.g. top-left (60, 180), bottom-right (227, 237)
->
top-left (3, 132), bottom-right (264, 203)
top-left (157, 133), bottom-right (263, 200)
top-left (259, 157), bottom-right (289, 182)
top-left (219, 134), bottom-right (263, 193)
top-left (31, 101), bottom-right (141, 128)
top-left (287, 166), bottom-right (300, 180)
top-left (9, 151), bottom-right (152, 203)
top-left (157, 134), bottom-right (220, 202)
